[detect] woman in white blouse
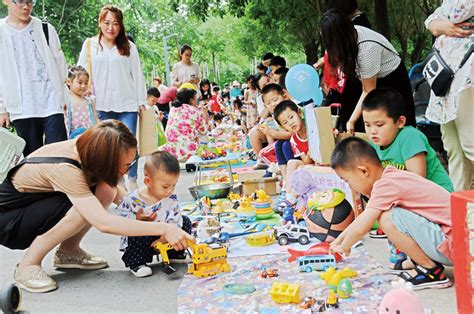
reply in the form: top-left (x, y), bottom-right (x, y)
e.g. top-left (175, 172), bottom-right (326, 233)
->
top-left (320, 9), bottom-right (416, 133)
top-left (425, 0), bottom-right (473, 191)
top-left (171, 44), bottom-right (201, 91)
top-left (77, 5), bottom-right (146, 190)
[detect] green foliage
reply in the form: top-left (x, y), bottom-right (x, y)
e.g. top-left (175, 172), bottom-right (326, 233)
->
top-left (0, 0), bottom-right (442, 88)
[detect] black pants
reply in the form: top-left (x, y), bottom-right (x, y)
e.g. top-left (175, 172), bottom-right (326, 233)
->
top-left (377, 61), bottom-right (417, 127)
top-left (0, 178), bottom-right (72, 250)
top-left (12, 113), bottom-right (67, 156)
top-left (121, 215), bottom-right (192, 268)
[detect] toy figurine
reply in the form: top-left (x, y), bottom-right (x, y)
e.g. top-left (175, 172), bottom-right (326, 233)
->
top-left (256, 189), bottom-right (271, 202)
top-left (326, 290), bottom-right (339, 309)
top-left (282, 205), bottom-right (295, 224)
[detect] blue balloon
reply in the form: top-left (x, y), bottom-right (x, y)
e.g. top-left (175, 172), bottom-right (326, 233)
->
top-left (285, 64), bottom-right (323, 105)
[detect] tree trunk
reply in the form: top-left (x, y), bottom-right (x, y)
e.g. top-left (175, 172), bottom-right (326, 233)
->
top-left (303, 41), bottom-right (319, 65)
top-left (411, 33), bottom-right (428, 65)
top-left (375, 0), bottom-right (391, 41)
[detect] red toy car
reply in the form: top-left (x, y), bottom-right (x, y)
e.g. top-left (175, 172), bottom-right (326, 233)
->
top-left (261, 268), bottom-right (278, 278)
top-left (299, 296), bottom-right (316, 309)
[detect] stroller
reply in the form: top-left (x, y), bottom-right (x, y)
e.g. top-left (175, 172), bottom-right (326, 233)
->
top-left (408, 62), bottom-right (447, 162)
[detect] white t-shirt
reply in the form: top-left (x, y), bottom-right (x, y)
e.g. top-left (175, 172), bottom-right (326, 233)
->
top-left (7, 22), bottom-right (61, 120)
top-left (77, 38), bottom-right (147, 112)
top-left (171, 61), bottom-right (200, 90)
top-left (355, 26), bottom-right (401, 79)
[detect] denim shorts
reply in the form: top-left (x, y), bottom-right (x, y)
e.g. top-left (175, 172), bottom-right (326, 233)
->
top-left (391, 207), bottom-right (452, 266)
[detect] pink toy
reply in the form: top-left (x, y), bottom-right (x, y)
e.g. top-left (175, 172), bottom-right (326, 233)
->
top-left (287, 243), bottom-right (343, 262)
top-left (378, 282), bottom-right (424, 314)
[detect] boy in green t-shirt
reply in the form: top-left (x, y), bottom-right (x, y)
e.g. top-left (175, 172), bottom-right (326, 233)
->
top-left (362, 88), bottom-right (453, 193)
top-left (361, 88), bottom-right (453, 256)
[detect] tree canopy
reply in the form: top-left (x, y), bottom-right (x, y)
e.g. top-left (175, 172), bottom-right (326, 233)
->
top-left (0, 0), bottom-right (441, 86)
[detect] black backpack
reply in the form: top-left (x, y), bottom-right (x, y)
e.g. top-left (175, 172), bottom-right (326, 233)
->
top-left (42, 21), bottom-right (49, 46)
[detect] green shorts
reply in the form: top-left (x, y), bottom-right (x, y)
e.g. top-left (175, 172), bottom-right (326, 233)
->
top-left (391, 207), bottom-right (452, 266)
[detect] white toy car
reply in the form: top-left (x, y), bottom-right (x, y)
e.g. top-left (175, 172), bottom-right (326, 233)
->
top-left (274, 223), bottom-right (310, 245)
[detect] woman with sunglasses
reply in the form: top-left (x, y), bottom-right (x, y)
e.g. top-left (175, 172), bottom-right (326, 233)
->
top-left (0, 120), bottom-right (193, 293)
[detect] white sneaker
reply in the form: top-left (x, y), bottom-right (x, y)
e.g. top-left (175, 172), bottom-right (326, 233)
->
top-left (131, 265), bottom-right (152, 278)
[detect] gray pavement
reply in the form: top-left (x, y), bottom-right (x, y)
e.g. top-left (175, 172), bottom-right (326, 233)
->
top-left (0, 162), bottom-right (457, 313)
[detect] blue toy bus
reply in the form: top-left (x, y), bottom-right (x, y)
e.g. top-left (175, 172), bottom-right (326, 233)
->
top-left (297, 255), bottom-right (336, 272)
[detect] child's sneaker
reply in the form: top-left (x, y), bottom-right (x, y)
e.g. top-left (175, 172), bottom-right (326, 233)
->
top-left (388, 241), bottom-right (407, 264)
top-left (369, 228), bottom-right (387, 239)
top-left (131, 264), bottom-right (152, 278)
top-left (399, 262), bottom-right (451, 290)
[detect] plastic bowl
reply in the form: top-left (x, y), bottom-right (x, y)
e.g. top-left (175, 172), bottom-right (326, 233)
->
top-left (189, 183), bottom-right (232, 200)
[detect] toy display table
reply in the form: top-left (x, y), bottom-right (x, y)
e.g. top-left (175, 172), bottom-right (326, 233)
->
top-left (186, 152), bottom-right (242, 186)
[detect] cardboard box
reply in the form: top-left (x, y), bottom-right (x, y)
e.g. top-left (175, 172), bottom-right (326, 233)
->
top-left (451, 190), bottom-right (474, 314)
top-left (304, 105), bottom-right (335, 165)
top-left (238, 170), bottom-right (278, 196)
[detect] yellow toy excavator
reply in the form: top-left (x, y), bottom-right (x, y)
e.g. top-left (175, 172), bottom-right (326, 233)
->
top-left (153, 240), bottom-right (231, 278)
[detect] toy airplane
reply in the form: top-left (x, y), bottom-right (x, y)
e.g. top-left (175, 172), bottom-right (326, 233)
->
top-left (287, 243), bottom-right (343, 263)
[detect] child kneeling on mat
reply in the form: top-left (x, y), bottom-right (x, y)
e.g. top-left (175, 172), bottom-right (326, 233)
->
top-left (330, 137), bottom-right (452, 290)
top-left (116, 151), bottom-right (191, 277)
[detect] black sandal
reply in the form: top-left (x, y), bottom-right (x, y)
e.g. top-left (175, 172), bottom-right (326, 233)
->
top-left (398, 262), bottom-right (451, 290)
top-left (388, 259), bottom-right (415, 274)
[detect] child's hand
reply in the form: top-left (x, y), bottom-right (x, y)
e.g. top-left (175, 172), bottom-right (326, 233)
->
top-left (330, 243), bottom-right (351, 256)
top-left (162, 224), bottom-right (195, 251)
top-left (136, 207), bottom-right (157, 221)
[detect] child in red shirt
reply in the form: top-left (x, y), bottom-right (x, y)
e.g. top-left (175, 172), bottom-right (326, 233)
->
top-left (274, 100), bottom-right (314, 207)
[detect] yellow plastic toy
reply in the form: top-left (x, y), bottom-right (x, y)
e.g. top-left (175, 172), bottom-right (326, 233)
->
top-left (212, 200), bottom-right (225, 215)
top-left (239, 196), bottom-right (255, 212)
top-left (153, 240), bottom-right (231, 278)
top-left (228, 192), bottom-right (241, 202)
top-left (245, 231), bottom-right (275, 247)
top-left (269, 282), bottom-right (301, 304)
top-left (326, 290), bottom-right (339, 306)
top-left (256, 189), bottom-right (271, 202)
top-left (321, 267), bottom-right (357, 291)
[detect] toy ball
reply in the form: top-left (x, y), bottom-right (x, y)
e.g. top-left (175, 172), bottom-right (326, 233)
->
top-left (378, 285), bottom-right (424, 313)
top-left (285, 64), bottom-right (323, 105)
top-left (304, 189), bottom-right (354, 242)
top-left (337, 279), bottom-right (352, 299)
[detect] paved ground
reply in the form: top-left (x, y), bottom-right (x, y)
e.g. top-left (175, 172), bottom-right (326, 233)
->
top-left (0, 162), bottom-right (457, 313)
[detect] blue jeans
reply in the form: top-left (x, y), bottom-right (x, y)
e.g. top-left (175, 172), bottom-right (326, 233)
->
top-left (12, 114), bottom-right (67, 156)
top-left (98, 111), bottom-right (138, 179)
top-left (275, 140), bottom-right (297, 166)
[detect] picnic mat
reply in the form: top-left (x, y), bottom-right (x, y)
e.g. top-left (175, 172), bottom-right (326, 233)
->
top-left (177, 246), bottom-right (394, 313)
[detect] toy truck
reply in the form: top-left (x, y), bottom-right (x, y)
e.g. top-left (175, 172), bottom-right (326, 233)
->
top-left (269, 282), bottom-right (301, 304)
top-left (274, 223), bottom-right (310, 245)
top-left (153, 240), bottom-right (231, 278)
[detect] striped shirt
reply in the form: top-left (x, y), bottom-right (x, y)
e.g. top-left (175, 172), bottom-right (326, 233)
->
top-left (355, 26), bottom-right (401, 79)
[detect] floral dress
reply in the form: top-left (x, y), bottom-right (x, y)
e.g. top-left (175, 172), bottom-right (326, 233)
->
top-left (245, 88), bottom-right (259, 129)
top-left (424, 0), bottom-right (474, 124)
top-left (162, 103), bottom-right (207, 161)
